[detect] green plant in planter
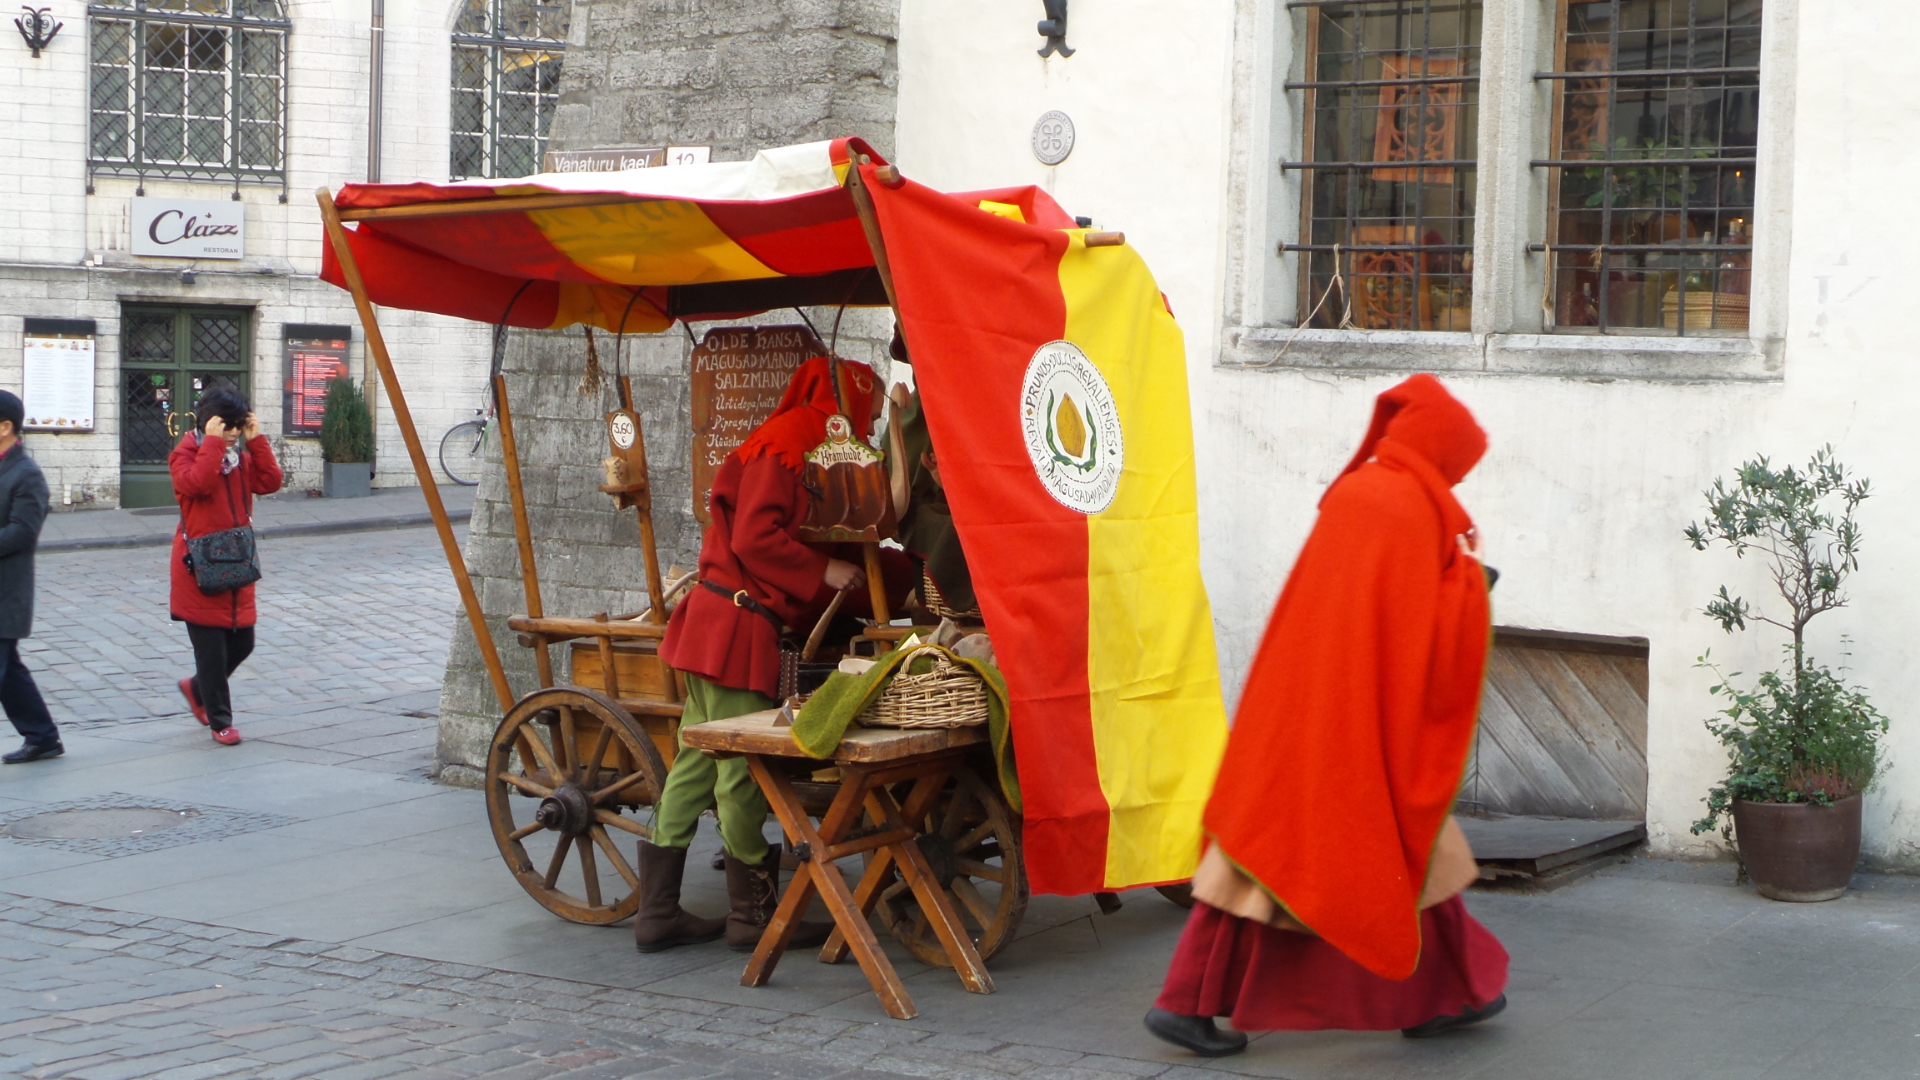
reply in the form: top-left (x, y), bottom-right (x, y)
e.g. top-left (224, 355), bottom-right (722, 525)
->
top-left (320, 376), bottom-right (374, 464)
top-left (1685, 446), bottom-right (1890, 839)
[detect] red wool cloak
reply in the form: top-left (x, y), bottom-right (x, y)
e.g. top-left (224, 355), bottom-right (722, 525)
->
top-left (1203, 373), bottom-right (1491, 981)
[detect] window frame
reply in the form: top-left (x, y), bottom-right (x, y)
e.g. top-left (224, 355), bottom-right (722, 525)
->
top-left (1531, 0), bottom-right (1763, 337)
top-left (1217, 0), bottom-right (1796, 379)
top-left (1283, 0), bottom-right (1486, 333)
top-left (449, 0), bottom-right (569, 182)
top-left (85, 0), bottom-right (291, 195)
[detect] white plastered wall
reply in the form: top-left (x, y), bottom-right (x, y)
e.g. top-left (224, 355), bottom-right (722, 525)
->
top-left (896, 0), bottom-right (1919, 869)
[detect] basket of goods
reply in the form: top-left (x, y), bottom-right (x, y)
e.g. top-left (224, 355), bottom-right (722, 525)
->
top-left (920, 565), bottom-right (983, 622)
top-left (861, 645), bottom-right (990, 729)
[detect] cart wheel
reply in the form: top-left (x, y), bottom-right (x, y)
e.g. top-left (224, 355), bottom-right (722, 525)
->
top-left (485, 686), bottom-right (669, 925)
top-left (870, 763), bottom-right (1028, 966)
top-left (1156, 882), bottom-right (1196, 908)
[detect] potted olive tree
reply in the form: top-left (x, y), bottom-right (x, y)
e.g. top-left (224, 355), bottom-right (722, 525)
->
top-left (1686, 447), bottom-right (1889, 901)
top-left (320, 375), bottom-right (374, 498)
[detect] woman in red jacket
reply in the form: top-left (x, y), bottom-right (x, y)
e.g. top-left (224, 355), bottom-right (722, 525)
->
top-left (170, 389), bottom-right (283, 745)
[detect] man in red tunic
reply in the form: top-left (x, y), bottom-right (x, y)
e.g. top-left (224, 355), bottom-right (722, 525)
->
top-left (642, 356), bottom-right (910, 954)
top-left (1145, 374), bottom-right (1509, 1055)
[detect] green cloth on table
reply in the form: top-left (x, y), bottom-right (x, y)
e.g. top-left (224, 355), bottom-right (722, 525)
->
top-left (793, 645), bottom-right (1021, 813)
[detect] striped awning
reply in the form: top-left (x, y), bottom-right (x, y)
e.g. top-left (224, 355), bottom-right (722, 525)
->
top-left (320, 138), bottom-right (894, 334)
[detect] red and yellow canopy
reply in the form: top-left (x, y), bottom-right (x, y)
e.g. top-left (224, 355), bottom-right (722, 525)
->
top-left (321, 144), bottom-right (1228, 895)
top-left (322, 138), bottom-right (888, 333)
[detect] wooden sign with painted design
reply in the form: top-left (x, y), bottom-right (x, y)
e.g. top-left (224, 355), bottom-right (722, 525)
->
top-left (689, 324), bottom-right (824, 524)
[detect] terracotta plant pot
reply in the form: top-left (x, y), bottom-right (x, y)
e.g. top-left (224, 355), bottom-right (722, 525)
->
top-left (1731, 795), bottom-right (1862, 902)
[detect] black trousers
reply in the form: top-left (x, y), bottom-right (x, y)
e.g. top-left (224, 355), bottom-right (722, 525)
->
top-left (185, 623), bottom-right (254, 731)
top-left (0, 639), bottom-right (57, 747)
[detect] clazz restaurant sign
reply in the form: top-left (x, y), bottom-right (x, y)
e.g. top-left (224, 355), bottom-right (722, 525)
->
top-left (130, 198), bottom-right (245, 260)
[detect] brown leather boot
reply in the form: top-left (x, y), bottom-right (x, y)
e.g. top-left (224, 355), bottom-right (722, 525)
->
top-left (635, 840), bottom-right (726, 953)
top-left (725, 843), bottom-right (832, 953)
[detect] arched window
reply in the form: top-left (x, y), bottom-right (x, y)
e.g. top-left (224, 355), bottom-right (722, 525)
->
top-left (87, 0), bottom-right (290, 191)
top-left (451, 0), bottom-right (569, 180)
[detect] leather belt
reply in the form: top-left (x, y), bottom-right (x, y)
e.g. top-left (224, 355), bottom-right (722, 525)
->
top-left (699, 578), bottom-right (786, 634)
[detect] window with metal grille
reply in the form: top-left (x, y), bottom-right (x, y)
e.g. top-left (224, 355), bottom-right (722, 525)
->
top-left (451, 0), bottom-right (568, 181)
top-left (1283, 0), bottom-right (1482, 332)
top-left (87, 0), bottom-right (289, 191)
top-left (1535, 0), bottom-right (1760, 334)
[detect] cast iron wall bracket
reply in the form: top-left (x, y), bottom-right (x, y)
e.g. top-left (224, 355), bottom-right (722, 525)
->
top-left (1038, 0), bottom-right (1073, 58)
top-left (15, 6), bottom-right (60, 57)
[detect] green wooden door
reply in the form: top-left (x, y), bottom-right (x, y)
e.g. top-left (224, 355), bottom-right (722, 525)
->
top-left (119, 306), bottom-right (253, 509)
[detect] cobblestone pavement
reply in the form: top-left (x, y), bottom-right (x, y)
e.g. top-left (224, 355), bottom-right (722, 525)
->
top-left (0, 891), bottom-right (1167, 1080)
top-left (24, 526), bottom-right (462, 726)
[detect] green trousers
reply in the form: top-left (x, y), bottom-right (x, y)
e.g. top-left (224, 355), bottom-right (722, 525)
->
top-left (651, 674), bottom-right (776, 862)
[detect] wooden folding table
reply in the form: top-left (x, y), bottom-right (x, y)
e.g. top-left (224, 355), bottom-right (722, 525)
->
top-left (679, 710), bottom-right (994, 1019)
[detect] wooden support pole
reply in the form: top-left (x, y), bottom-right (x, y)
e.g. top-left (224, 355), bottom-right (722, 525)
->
top-left (493, 373), bottom-right (553, 690)
top-left (316, 187), bottom-right (516, 713)
top-left (338, 191), bottom-right (651, 223)
top-left (862, 542), bottom-right (890, 628)
top-left (844, 162), bottom-right (905, 329)
top-left (617, 376), bottom-right (669, 625)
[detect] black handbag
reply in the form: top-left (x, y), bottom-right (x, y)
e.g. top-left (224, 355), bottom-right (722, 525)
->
top-left (183, 438), bottom-right (262, 595)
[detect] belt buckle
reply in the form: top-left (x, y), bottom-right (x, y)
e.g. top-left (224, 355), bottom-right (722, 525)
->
top-left (732, 589), bottom-right (752, 608)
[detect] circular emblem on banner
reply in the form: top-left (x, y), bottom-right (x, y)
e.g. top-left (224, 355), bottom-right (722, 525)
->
top-left (1020, 341), bottom-right (1122, 514)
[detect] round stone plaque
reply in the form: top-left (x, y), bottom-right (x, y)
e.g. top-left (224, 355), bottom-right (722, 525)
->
top-left (1032, 110), bottom-right (1075, 166)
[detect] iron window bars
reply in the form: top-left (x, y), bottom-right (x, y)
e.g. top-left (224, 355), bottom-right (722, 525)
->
top-left (1281, 0), bottom-right (1482, 332)
top-left (1532, 0), bottom-right (1761, 334)
top-left (86, 0), bottom-right (289, 197)
top-left (450, 0), bottom-right (569, 180)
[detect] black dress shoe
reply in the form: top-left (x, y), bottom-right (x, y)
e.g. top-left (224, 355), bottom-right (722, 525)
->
top-left (1143, 1008), bottom-right (1248, 1057)
top-left (1401, 992), bottom-right (1507, 1039)
top-left (3, 741), bottom-right (64, 764)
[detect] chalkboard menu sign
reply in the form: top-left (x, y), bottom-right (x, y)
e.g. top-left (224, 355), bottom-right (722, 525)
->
top-left (282, 324), bottom-right (352, 437)
top-left (688, 324), bottom-right (824, 524)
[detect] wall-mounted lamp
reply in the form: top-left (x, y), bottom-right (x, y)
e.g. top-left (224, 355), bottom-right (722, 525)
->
top-left (14, 6), bottom-right (61, 58)
top-left (1038, 0), bottom-right (1073, 58)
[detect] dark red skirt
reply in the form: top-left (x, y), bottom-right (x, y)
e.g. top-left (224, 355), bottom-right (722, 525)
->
top-left (1154, 897), bottom-right (1509, 1032)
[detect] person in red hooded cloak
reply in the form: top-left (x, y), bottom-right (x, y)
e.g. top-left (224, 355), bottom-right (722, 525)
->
top-left (643, 356), bottom-right (911, 956)
top-left (1145, 374), bottom-right (1509, 1056)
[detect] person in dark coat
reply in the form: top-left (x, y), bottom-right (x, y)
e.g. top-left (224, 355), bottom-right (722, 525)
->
top-left (170, 389), bottom-right (282, 746)
top-left (0, 391), bottom-right (61, 764)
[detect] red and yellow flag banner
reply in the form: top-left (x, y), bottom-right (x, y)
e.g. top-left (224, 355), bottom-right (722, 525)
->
top-left (867, 169), bottom-right (1228, 895)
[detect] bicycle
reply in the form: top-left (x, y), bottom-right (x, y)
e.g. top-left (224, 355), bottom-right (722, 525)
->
top-left (439, 409), bottom-right (489, 486)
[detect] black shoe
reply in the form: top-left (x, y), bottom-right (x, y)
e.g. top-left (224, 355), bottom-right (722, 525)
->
top-left (1143, 1008), bottom-right (1248, 1057)
top-left (3, 740), bottom-right (64, 764)
top-left (1401, 993), bottom-right (1508, 1039)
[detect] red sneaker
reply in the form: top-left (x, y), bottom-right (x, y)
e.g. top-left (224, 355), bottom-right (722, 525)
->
top-left (212, 727), bottom-right (242, 746)
top-left (179, 678), bottom-right (209, 726)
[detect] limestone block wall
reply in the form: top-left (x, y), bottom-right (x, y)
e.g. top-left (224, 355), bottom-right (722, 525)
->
top-left (435, 0), bottom-right (901, 783)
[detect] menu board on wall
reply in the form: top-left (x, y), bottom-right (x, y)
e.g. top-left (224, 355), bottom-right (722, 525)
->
top-left (282, 324), bottom-right (353, 437)
top-left (21, 319), bottom-right (97, 432)
top-left (688, 324), bottom-right (824, 524)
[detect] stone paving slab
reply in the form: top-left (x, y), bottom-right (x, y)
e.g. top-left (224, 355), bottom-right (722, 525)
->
top-left (40, 485), bottom-right (478, 554)
top-left (26, 527), bottom-right (460, 725)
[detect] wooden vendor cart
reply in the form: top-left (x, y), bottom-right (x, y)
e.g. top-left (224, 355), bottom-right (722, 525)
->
top-left (314, 139), bottom-right (1220, 1008)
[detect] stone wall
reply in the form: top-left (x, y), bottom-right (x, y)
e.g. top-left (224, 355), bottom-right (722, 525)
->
top-left (435, 0), bottom-right (900, 783)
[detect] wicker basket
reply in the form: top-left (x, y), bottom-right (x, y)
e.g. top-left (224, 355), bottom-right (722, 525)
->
top-left (860, 646), bottom-right (990, 729)
top-left (920, 565), bottom-right (983, 622)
